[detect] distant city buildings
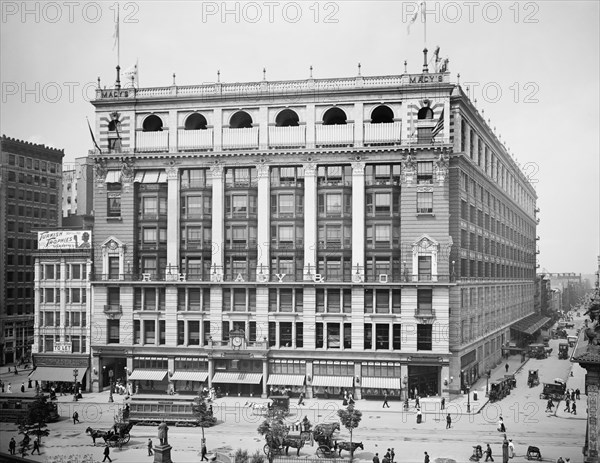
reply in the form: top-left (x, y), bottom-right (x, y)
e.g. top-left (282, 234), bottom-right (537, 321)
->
top-left (0, 135), bottom-right (64, 365)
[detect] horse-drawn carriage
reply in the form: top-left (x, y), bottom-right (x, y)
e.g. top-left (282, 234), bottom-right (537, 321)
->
top-left (489, 378), bottom-right (511, 402)
top-left (313, 422), bottom-right (341, 458)
top-left (527, 370), bottom-right (539, 388)
top-left (86, 421), bottom-right (133, 449)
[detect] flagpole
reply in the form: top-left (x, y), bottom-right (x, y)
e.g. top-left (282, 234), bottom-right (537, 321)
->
top-left (117, 5), bottom-right (120, 68)
top-left (423, 0), bottom-right (427, 49)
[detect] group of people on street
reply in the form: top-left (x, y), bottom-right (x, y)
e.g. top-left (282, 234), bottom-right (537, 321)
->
top-left (372, 448), bottom-right (396, 463)
top-left (7, 434), bottom-right (41, 457)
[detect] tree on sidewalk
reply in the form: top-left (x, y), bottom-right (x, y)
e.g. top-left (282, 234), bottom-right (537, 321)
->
top-left (18, 393), bottom-right (51, 447)
top-left (337, 403), bottom-right (362, 459)
top-left (192, 395), bottom-right (217, 440)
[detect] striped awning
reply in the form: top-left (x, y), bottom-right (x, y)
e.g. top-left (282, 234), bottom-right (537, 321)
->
top-left (361, 377), bottom-right (402, 390)
top-left (212, 372), bottom-right (263, 384)
top-left (29, 367), bottom-right (88, 383)
top-left (267, 374), bottom-right (306, 386)
top-left (171, 371), bottom-right (209, 382)
top-left (311, 376), bottom-right (354, 388)
top-left (127, 369), bottom-right (168, 381)
top-left (105, 170), bottom-right (122, 183)
top-left (134, 170), bottom-right (167, 183)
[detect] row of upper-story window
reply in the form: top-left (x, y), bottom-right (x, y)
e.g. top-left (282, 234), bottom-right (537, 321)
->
top-left (39, 264), bottom-right (87, 280)
top-left (7, 187), bottom-right (57, 202)
top-left (38, 310), bottom-right (87, 326)
top-left (6, 287), bottom-right (33, 299)
top-left (133, 105), bottom-right (400, 132)
top-left (6, 154), bottom-right (60, 173)
top-left (5, 253), bottom-right (34, 267)
top-left (460, 285), bottom-right (533, 309)
top-left (460, 172), bottom-right (535, 235)
top-left (4, 304), bottom-right (33, 316)
top-left (459, 259), bottom-right (535, 280)
top-left (6, 205), bottom-right (58, 221)
top-left (460, 229), bottom-right (534, 260)
top-left (460, 120), bottom-right (534, 212)
top-left (38, 335), bottom-right (86, 353)
top-left (5, 271), bottom-right (33, 283)
top-left (39, 288), bottom-right (87, 304)
top-left (5, 170), bottom-right (59, 188)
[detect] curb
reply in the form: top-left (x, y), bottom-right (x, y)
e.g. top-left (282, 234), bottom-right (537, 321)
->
top-left (476, 357), bottom-right (530, 415)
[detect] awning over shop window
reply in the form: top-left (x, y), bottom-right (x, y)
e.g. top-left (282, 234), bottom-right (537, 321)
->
top-left (127, 369), bottom-right (168, 381)
top-left (134, 170), bottom-right (166, 183)
top-left (212, 372), bottom-right (263, 384)
top-left (170, 371), bottom-right (209, 382)
top-left (267, 374), bottom-right (306, 386)
top-left (28, 367), bottom-right (88, 383)
top-left (511, 314), bottom-right (551, 336)
top-left (361, 377), bottom-right (402, 390)
top-left (105, 170), bottom-right (122, 183)
top-left (311, 376), bottom-right (354, 388)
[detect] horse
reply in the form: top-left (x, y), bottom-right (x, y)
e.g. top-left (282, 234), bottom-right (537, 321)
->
top-left (85, 427), bottom-right (109, 446)
top-left (336, 441), bottom-right (364, 456)
top-left (283, 437), bottom-right (304, 456)
top-left (244, 401), bottom-right (272, 414)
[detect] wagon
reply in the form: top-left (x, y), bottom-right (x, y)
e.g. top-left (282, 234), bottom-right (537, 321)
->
top-left (527, 370), bottom-right (539, 388)
top-left (106, 421), bottom-right (133, 448)
top-left (312, 422), bottom-right (340, 458)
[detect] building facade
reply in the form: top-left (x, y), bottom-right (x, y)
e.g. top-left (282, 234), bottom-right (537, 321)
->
top-left (87, 60), bottom-right (537, 398)
top-left (62, 156), bottom-right (94, 218)
top-left (31, 230), bottom-right (93, 390)
top-left (0, 136), bottom-right (64, 365)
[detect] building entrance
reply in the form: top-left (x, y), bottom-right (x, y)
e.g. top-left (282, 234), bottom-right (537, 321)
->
top-left (407, 365), bottom-right (439, 398)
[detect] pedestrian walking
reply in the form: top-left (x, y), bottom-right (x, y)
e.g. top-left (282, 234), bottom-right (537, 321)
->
top-left (546, 399), bottom-right (554, 412)
top-left (498, 416), bottom-right (506, 433)
top-left (508, 439), bottom-right (514, 459)
top-left (102, 444), bottom-right (112, 462)
top-left (485, 444), bottom-right (494, 462)
top-left (505, 363), bottom-right (509, 373)
top-left (391, 448), bottom-right (395, 463)
top-left (571, 402), bottom-right (576, 415)
top-left (502, 435), bottom-right (509, 463)
top-left (373, 453), bottom-right (380, 463)
top-left (14, 366), bottom-right (18, 375)
top-left (148, 438), bottom-right (153, 456)
top-left (7, 383), bottom-right (11, 393)
top-left (32, 439), bottom-right (41, 455)
top-left (201, 442), bottom-right (208, 461)
top-left (564, 399), bottom-right (570, 413)
top-left (20, 382), bottom-right (25, 393)
top-left (446, 413), bottom-right (452, 429)
top-left (415, 396), bottom-right (420, 408)
top-left (441, 397), bottom-right (445, 410)
top-left (571, 390), bottom-right (576, 401)
top-left (383, 392), bottom-right (390, 408)
top-left (298, 392), bottom-right (305, 406)
top-left (9, 437), bottom-right (16, 455)
top-left (404, 398), bottom-right (409, 410)
top-left (576, 388), bottom-right (581, 400)
top-left (424, 451), bottom-right (430, 463)
top-left (73, 411), bottom-right (80, 424)
top-left (416, 408), bottom-right (422, 424)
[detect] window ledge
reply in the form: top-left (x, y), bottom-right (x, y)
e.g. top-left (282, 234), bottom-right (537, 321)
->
top-left (416, 212), bottom-right (435, 217)
top-left (107, 216), bottom-right (122, 221)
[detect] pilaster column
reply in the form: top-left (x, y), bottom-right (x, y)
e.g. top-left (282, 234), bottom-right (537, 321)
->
top-left (166, 166), bottom-right (180, 272)
top-left (400, 364), bottom-right (409, 400)
top-left (292, 322), bottom-right (297, 348)
top-left (262, 360), bottom-right (268, 398)
top-left (33, 261), bottom-right (41, 354)
top-left (213, 108), bottom-right (223, 151)
top-left (258, 106), bottom-right (268, 149)
top-left (210, 164), bottom-right (224, 276)
top-left (275, 321), bottom-right (280, 348)
top-left (303, 163), bottom-right (317, 279)
top-left (306, 104), bottom-right (316, 148)
top-left (208, 359), bottom-right (214, 389)
top-left (354, 102), bottom-right (364, 147)
top-left (59, 259), bottom-right (67, 342)
top-left (256, 164), bottom-right (270, 281)
top-left (351, 162), bottom-right (365, 282)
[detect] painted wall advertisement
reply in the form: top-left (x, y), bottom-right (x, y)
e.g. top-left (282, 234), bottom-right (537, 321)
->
top-left (38, 230), bottom-right (92, 250)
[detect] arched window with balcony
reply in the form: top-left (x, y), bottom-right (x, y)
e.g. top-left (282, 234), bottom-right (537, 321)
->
top-left (322, 107), bottom-right (347, 125)
top-left (229, 111), bottom-right (253, 128)
top-left (184, 113), bottom-right (207, 130)
top-left (142, 114), bottom-right (164, 132)
top-left (275, 109), bottom-right (299, 127)
top-left (370, 105), bottom-right (394, 123)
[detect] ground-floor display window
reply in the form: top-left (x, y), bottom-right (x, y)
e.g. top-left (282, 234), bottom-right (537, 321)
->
top-left (407, 365), bottom-right (439, 398)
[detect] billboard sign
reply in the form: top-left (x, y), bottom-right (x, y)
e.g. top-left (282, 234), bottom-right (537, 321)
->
top-left (38, 230), bottom-right (92, 250)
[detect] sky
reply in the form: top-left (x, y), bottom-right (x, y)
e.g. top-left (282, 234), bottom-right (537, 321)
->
top-left (1, 0), bottom-right (599, 275)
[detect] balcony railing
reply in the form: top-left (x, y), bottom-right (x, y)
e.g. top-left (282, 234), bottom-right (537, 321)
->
top-left (268, 126), bottom-right (306, 147)
top-left (178, 129), bottom-right (214, 151)
top-left (363, 122), bottom-right (402, 145)
top-left (414, 307), bottom-right (436, 318)
top-left (222, 127), bottom-right (259, 149)
top-left (103, 304), bottom-right (122, 314)
top-left (136, 131), bottom-right (169, 152)
top-left (316, 124), bottom-right (354, 146)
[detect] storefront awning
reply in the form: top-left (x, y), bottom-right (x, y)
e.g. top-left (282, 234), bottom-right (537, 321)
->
top-left (267, 374), bottom-right (306, 386)
top-left (134, 170), bottom-right (167, 183)
top-left (29, 367), bottom-right (88, 383)
top-left (171, 371), bottom-right (209, 382)
top-left (311, 376), bottom-right (354, 388)
top-left (127, 369), bottom-right (168, 381)
top-left (361, 377), bottom-right (402, 390)
top-left (511, 315), bottom-right (551, 336)
top-left (105, 170), bottom-right (122, 183)
top-left (212, 372), bottom-right (263, 384)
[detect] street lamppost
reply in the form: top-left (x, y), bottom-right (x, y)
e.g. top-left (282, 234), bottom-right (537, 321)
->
top-left (108, 369), bottom-right (114, 403)
top-left (73, 369), bottom-right (79, 402)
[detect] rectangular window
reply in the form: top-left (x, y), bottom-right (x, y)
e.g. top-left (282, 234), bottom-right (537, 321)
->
top-left (343, 323), bottom-right (352, 349)
top-left (418, 256), bottom-right (432, 281)
top-left (107, 184), bottom-right (122, 217)
top-left (417, 162), bottom-right (433, 184)
top-left (296, 322), bottom-right (303, 348)
top-left (393, 324), bottom-right (402, 350)
top-left (417, 289), bottom-right (433, 314)
top-left (327, 323), bottom-right (340, 348)
top-left (108, 320), bottom-right (120, 344)
top-left (364, 324), bottom-right (372, 349)
top-left (417, 191), bottom-right (433, 213)
top-left (316, 323), bottom-right (324, 348)
top-left (375, 323), bottom-right (389, 350)
top-left (144, 320), bottom-right (156, 344)
top-left (188, 321), bottom-right (200, 345)
top-left (417, 324), bottom-right (433, 350)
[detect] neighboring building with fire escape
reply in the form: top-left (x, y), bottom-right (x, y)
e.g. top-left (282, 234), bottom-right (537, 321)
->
top-left (86, 53), bottom-right (537, 399)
